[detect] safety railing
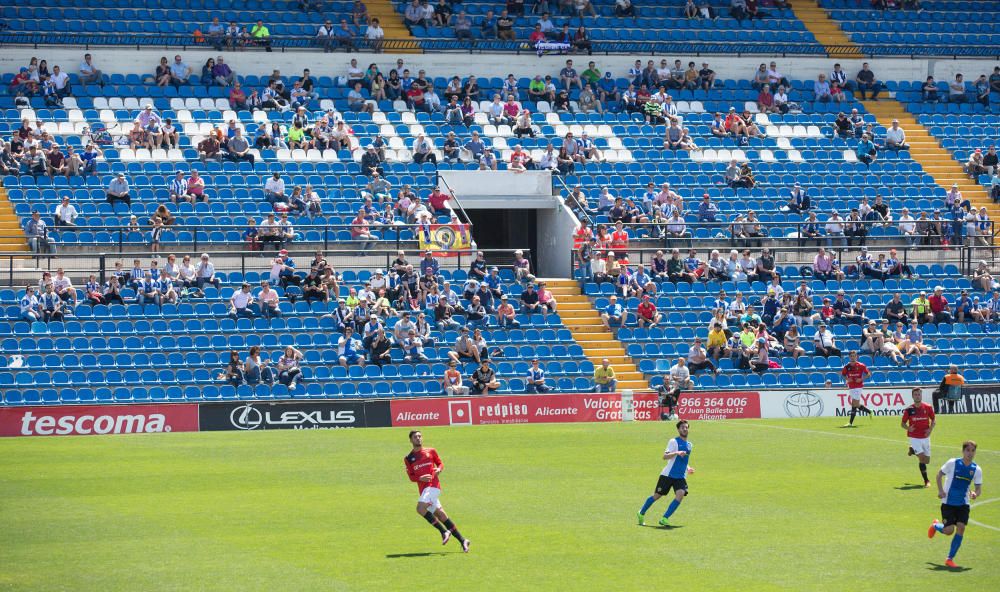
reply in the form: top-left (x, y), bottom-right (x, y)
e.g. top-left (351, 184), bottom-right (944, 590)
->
top-left (573, 217), bottom-right (995, 249)
top-left (16, 220), bottom-right (475, 254)
top-left (0, 247), bottom-right (530, 288)
top-left (1, 32), bottom-right (997, 59)
top-left (566, 242), bottom-right (984, 282)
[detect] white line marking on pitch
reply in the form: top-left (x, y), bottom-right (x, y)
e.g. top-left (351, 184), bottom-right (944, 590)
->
top-left (968, 500), bottom-right (1000, 532)
top-left (723, 422), bottom-right (1000, 455)
top-left (969, 520), bottom-right (1000, 532)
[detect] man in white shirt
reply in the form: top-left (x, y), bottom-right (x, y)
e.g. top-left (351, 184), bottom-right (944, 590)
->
top-left (884, 119), bottom-right (909, 151)
top-left (52, 268), bottom-right (77, 306)
top-left (53, 196), bottom-right (78, 228)
top-left (825, 212), bottom-right (846, 247)
top-left (898, 207), bottom-right (918, 246)
top-left (668, 357), bottom-right (694, 391)
top-left (49, 65), bottom-right (71, 98)
top-left (78, 53), bottom-right (103, 86)
top-left (264, 172), bottom-right (286, 205)
top-left (812, 323), bottom-right (841, 357)
top-left (538, 145), bottom-right (559, 171)
top-left (230, 282), bottom-right (255, 319)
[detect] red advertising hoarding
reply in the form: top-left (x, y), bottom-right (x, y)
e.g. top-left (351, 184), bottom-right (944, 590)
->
top-left (390, 393), bottom-right (625, 427)
top-left (0, 404), bottom-right (200, 437)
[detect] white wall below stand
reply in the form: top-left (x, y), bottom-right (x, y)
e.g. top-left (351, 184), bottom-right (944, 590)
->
top-left (536, 200), bottom-right (580, 279)
top-left (1, 48), bottom-right (997, 90)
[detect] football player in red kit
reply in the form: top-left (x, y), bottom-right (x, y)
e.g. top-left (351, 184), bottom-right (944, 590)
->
top-left (901, 387), bottom-right (936, 487)
top-left (404, 430), bottom-right (471, 553)
top-left (840, 350), bottom-right (874, 427)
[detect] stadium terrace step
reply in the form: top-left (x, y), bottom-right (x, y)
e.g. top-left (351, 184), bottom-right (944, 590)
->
top-left (0, 187), bottom-right (29, 253)
top-left (861, 99), bottom-right (1000, 226)
top-left (363, 0), bottom-right (421, 52)
top-left (539, 279), bottom-right (647, 390)
top-left (792, 2), bottom-right (863, 58)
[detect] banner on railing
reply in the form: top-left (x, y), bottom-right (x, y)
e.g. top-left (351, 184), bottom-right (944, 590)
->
top-left (199, 401), bottom-right (391, 431)
top-left (936, 385), bottom-right (1000, 415)
top-left (417, 223), bottom-right (472, 256)
top-left (0, 404), bottom-right (199, 437)
top-left (758, 388), bottom-right (911, 419)
top-left (632, 392), bottom-right (762, 420)
top-left (390, 393), bottom-right (624, 427)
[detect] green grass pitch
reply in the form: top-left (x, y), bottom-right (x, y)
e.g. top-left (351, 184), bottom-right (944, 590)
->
top-left (1, 416), bottom-right (998, 591)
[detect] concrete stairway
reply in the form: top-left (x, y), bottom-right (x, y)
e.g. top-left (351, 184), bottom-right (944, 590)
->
top-left (0, 186), bottom-right (29, 252)
top-left (543, 279), bottom-right (649, 391)
top-left (861, 99), bottom-right (1000, 224)
top-left (362, 0), bottom-right (420, 51)
top-left (791, 2), bottom-right (864, 58)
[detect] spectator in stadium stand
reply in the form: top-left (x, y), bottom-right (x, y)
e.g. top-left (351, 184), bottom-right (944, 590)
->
top-left (242, 350), bottom-right (273, 387)
top-left (511, 250), bottom-right (531, 283)
top-left (229, 282), bottom-right (255, 319)
top-left (256, 280), bottom-right (281, 320)
top-left (972, 261), bottom-right (996, 292)
top-left (811, 323), bottom-right (840, 357)
top-left (593, 358), bottom-right (617, 392)
top-left (593, 290), bottom-right (625, 327)
top-left (687, 338), bottom-right (719, 375)
top-left (636, 293), bottom-right (662, 328)
top-left (441, 360), bottom-right (470, 396)
top-left (811, 247), bottom-right (840, 281)
top-left (519, 282), bottom-right (541, 316)
top-left (401, 329), bottom-right (430, 362)
top-left (854, 62), bottom-right (882, 101)
top-left (785, 182), bottom-right (810, 213)
top-left (668, 357), bottom-right (695, 392)
top-left (910, 291), bottom-right (933, 324)
top-left (472, 360), bottom-right (500, 395)
top-left (106, 172), bottom-right (131, 207)
top-left (856, 133), bottom-right (877, 168)
top-left (948, 73), bottom-right (968, 104)
top-left (980, 74), bottom-right (998, 106)
top-left (197, 134), bottom-right (222, 162)
top-left (933, 365), bottom-right (965, 413)
top-left (526, 359), bottom-right (551, 393)
top-left (536, 282), bottom-right (557, 317)
top-left (52, 196), bottom-right (77, 229)
top-left (609, 220), bottom-right (630, 259)
top-left (275, 347), bottom-right (303, 388)
top-left (367, 327), bottom-right (393, 367)
top-left (219, 351), bottom-right (245, 387)
top-left (667, 249), bottom-right (697, 283)
top-left (337, 326), bottom-right (365, 368)
top-left (250, 20), bottom-right (272, 52)
top-left (226, 129), bottom-right (254, 164)
top-left (883, 292), bottom-right (908, 324)
top-left (884, 119), bottom-right (909, 152)
top-left (928, 286), bottom-right (953, 324)
top-left (496, 294), bottom-right (520, 328)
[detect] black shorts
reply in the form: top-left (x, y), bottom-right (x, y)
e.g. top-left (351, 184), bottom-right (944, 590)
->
top-left (941, 503), bottom-right (970, 527)
top-left (655, 475), bottom-right (688, 496)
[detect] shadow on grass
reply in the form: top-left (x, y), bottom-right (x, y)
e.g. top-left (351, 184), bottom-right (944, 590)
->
top-left (895, 484), bottom-right (927, 491)
top-left (385, 552), bottom-right (454, 558)
top-left (926, 562), bottom-right (973, 572)
top-left (640, 524), bottom-right (685, 530)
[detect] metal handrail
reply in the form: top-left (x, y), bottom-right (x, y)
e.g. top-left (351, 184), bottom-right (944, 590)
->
top-left (0, 247), bottom-right (531, 288)
top-left (434, 174), bottom-right (471, 227)
top-left (552, 173), bottom-right (594, 228)
top-left (17, 219), bottom-right (474, 253)
top-left (569, 217), bottom-right (995, 242)
top-left (566, 243), bottom-right (987, 282)
top-left (0, 32), bottom-right (997, 59)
